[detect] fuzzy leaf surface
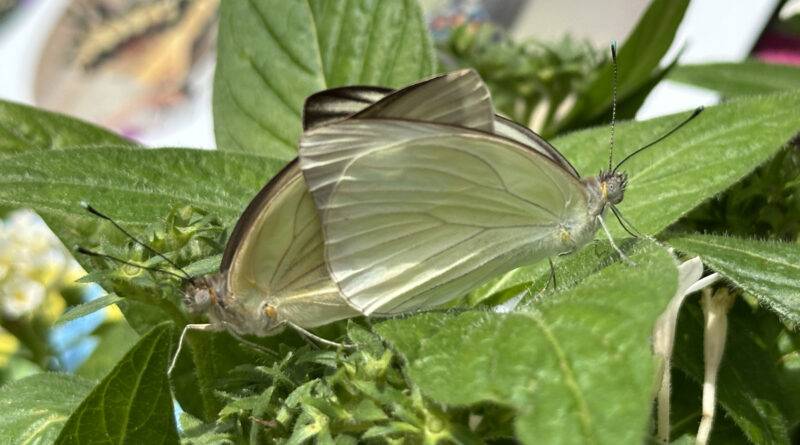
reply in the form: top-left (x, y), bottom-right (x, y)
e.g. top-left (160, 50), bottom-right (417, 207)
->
top-left (56, 294), bottom-right (124, 325)
top-left (0, 374), bottom-right (94, 444)
top-left (54, 324), bottom-right (177, 445)
top-left (0, 146), bottom-right (285, 264)
top-left (668, 233), bottom-right (800, 324)
top-left (470, 92), bottom-right (800, 302)
top-left (376, 246), bottom-right (677, 444)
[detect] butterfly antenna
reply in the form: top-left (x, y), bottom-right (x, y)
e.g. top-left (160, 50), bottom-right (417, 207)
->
top-left (608, 40), bottom-right (618, 171)
top-left (81, 202), bottom-right (192, 280)
top-left (613, 106), bottom-right (704, 172)
top-left (76, 246), bottom-right (189, 281)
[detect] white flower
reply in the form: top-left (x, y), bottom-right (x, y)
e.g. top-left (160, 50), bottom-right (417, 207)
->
top-left (0, 209), bottom-right (86, 318)
top-left (1, 276), bottom-right (46, 319)
top-left (652, 256), bottom-right (721, 443)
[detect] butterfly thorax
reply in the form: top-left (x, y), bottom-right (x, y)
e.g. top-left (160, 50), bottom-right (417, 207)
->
top-left (183, 273), bottom-right (284, 336)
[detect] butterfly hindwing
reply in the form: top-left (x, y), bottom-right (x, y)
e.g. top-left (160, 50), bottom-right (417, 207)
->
top-left (303, 86), bottom-right (392, 130)
top-left (301, 74), bottom-right (580, 178)
top-left (302, 69), bottom-right (494, 132)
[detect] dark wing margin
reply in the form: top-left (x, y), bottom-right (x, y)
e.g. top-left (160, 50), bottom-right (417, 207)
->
top-left (302, 69), bottom-right (495, 133)
top-left (303, 86), bottom-right (393, 130)
top-left (221, 159), bottom-right (300, 273)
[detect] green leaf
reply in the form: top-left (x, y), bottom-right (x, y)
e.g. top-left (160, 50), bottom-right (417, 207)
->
top-left (671, 300), bottom-right (797, 443)
top-left (473, 92), bottom-right (800, 302)
top-left (0, 373), bottom-right (94, 444)
top-left (307, 0), bottom-right (436, 87)
top-left (55, 294), bottom-right (124, 325)
top-left (557, 91), bottom-right (800, 236)
top-left (667, 234), bottom-right (800, 325)
top-left (668, 61), bottom-right (800, 97)
top-left (564, 0), bottom-right (689, 127)
top-left (55, 323), bottom-right (178, 445)
top-left (376, 246), bottom-right (677, 444)
top-left (0, 146), bottom-right (286, 264)
top-left (466, 238), bottom-right (626, 307)
top-left (0, 100), bottom-right (136, 158)
top-left (213, 0), bottom-right (435, 157)
top-left (178, 412), bottom-right (237, 445)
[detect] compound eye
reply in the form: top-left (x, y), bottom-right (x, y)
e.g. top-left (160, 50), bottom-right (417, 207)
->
top-left (187, 288), bottom-right (212, 313)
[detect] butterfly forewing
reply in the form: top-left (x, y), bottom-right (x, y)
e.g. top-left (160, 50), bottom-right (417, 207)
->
top-left (299, 119), bottom-right (595, 315)
top-left (225, 160), bottom-right (358, 329)
top-left (494, 116), bottom-right (580, 178)
top-left (301, 70), bottom-right (496, 212)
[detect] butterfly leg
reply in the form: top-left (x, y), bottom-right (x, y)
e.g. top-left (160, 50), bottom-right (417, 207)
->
top-left (522, 257), bottom-right (559, 304)
top-left (168, 323), bottom-right (221, 376)
top-left (286, 321), bottom-right (356, 349)
top-left (598, 216), bottom-right (637, 266)
top-left (547, 257), bottom-right (558, 290)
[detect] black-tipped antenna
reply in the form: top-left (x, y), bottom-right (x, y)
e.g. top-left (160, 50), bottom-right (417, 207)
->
top-left (609, 40), bottom-right (618, 171)
top-left (613, 106), bottom-right (704, 172)
top-left (76, 246), bottom-right (189, 281)
top-left (81, 202), bottom-right (191, 280)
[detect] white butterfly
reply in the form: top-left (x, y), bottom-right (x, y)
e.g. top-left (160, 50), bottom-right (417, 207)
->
top-left (298, 69), bottom-right (629, 315)
top-left (174, 70), bottom-right (504, 369)
top-left (174, 68), bottom-right (648, 371)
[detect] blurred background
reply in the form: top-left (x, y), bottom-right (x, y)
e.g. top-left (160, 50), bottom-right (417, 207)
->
top-left (0, 0), bottom-right (798, 382)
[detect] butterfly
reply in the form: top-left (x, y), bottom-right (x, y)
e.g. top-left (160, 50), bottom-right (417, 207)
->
top-left (169, 69), bottom-right (505, 370)
top-left (133, 67), bottom-right (691, 372)
top-left (296, 68), bottom-right (694, 316)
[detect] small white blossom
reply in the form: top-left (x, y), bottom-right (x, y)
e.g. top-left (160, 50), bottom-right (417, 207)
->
top-left (1, 276), bottom-right (46, 319)
top-left (652, 256), bottom-right (721, 443)
top-left (0, 209), bottom-right (85, 320)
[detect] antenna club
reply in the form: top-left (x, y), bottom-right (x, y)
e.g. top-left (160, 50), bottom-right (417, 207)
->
top-left (82, 202), bottom-right (110, 220)
top-left (76, 245), bottom-right (95, 256)
top-left (611, 40), bottom-right (617, 58)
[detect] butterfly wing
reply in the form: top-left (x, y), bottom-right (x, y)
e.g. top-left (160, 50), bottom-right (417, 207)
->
top-left (302, 80), bottom-right (580, 179)
top-left (302, 69), bottom-right (496, 211)
top-left (299, 119), bottom-right (596, 315)
top-left (223, 160), bottom-right (358, 330)
top-left (302, 69), bottom-right (493, 132)
top-left (494, 116), bottom-right (580, 178)
top-left (303, 85), bottom-right (392, 130)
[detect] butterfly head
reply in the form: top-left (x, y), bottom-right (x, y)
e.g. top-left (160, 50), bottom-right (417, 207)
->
top-left (599, 170), bottom-right (628, 205)
top-left (183, 274), bottom-right (226, 314)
